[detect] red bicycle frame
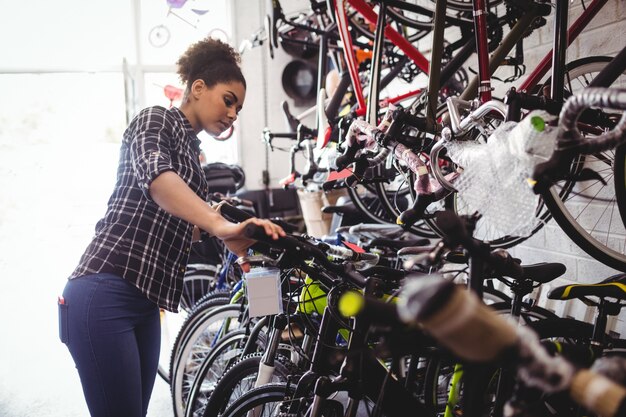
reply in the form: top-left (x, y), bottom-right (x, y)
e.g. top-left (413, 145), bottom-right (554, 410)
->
top-left (333, 0), bottom-right (430, 116)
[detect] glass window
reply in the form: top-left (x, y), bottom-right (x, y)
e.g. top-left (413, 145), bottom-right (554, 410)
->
top-left (0, 1), bottom-right (134, 70)
top-left (140, 0), bottom-right (232, 66)
top-left (0, 73), bottom-right (126, 147)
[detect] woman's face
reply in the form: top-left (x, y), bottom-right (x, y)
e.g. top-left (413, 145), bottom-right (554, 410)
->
top-left (192, 80), bottom-right (246, 136)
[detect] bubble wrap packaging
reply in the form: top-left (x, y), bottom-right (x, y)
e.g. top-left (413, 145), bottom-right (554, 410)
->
top-left (446, 111), bottom-right (557, 238)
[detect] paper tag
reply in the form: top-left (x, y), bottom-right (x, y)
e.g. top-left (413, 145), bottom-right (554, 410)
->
top-left (244, 267), bottom-right (283, 318)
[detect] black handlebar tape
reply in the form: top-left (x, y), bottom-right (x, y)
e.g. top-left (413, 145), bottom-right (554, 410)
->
top-left (335, 143), bottom-right (360, 171)
top-left (400, 111), bottom-right (428, 131)
top-left (397, 193), bottom-right (435, 229)
top-left (218, 202), bottom-right (255, 223)
top-left (344, 268), bottom-right (366, 288)
top-left (434, 211), bottom-right (524, 279)
top-left (243, 223), bottom-right (297, 250)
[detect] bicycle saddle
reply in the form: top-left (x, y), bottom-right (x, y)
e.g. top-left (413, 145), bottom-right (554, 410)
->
top-left (370, 237), bottom-right (430, 250)
top-left (520, 262), bottom-right (567, 284)
top-left (548, 273), bottom-right (626, 301)
top-left (321, 203), bottom-right (360, 216)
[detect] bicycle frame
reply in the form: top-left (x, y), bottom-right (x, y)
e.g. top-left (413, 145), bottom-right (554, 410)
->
top-left (519, 0), bottom-right (610, 92)
top-left (333, 0), bottom-right (431, 123)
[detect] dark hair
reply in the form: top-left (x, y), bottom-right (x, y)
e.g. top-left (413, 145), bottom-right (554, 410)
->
top-left (176, 37), bottom-right (246, 91)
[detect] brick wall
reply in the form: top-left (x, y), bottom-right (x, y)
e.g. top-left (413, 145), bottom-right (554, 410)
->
top-left (504, 0), bottom-right (626, 336)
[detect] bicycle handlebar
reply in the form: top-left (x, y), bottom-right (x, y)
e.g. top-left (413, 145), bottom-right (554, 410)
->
top-left (557, 88), bottom-right (626, 152)
top-left (345, 277), bottom-right (626, 417)
top-left (242, 222), bottom-right (367, 288)
top-left (532, 88), bottom-right (626, 193)
top-left (434, 210), bottom-right (525, 279)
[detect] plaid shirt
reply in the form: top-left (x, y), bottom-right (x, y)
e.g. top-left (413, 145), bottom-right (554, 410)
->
top-left (69, 106), bottom-right (208, 312)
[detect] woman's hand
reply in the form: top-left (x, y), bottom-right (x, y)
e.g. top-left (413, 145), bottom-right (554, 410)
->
top-left (216, 217), bottom-right (286, 259)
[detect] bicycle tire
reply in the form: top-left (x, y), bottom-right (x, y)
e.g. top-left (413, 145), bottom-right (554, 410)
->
top-left (616, 143), bottom-right (626, 228)
top-left (170, 295), bottom-right (232, 367)
top-left (200, 353), bottom-right (299, 417)
top-left (184, 330), bottom-right (262, 417)
top-left (181, 268), bottom-right (220, 312)
top-left (220, 382), bottom-right (298, 417)
top-left (538, 56), bottom-right (626, 271)
top-left (170, 302), bottom-right (245, 417)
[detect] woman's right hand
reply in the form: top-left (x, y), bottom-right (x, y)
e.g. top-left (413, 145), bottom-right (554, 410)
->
top-left (213, 216), bottom-right (286, 259)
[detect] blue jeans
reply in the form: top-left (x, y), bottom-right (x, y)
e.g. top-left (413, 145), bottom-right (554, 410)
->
top-left (60, 273), bottom-right (160, 417)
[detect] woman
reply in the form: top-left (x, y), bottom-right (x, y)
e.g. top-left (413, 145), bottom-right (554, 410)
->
top-left (58, 38), bottom-right (284, 417)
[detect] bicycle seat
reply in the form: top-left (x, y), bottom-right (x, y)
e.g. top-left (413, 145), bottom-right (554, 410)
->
top-left (548, 273), bottom-right (626, 301)
top-left (370, 237), bottom-right (430, 250)
top-left (520, 262), bottom-right (566, 284)
top-left (322, 204), bottom-right (360, 216)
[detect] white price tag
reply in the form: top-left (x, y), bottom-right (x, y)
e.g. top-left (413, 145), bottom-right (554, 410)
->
top-left (244, 267), bottom-right (283, 318)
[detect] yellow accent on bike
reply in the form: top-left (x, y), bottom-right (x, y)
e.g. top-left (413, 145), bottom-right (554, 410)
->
top-left (297, 276), bottom-right (328, 314)
top-left (338, 290), bottom-right (364, 318)
top-left (561, 282), bottom-right (626, 298)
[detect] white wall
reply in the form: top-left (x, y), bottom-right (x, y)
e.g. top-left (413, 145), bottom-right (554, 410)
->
top-left (232, 0), bottom-right (313, 190)
top-left (231, 1), bottom-right (626, 333)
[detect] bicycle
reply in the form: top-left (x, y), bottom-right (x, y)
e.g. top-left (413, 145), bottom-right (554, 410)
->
top-left (331, 0), bottom-right (625, 253)
top-left (350, 266), bottom-right (626, 417)
top-left (208, 205), bottom-right (585, 417)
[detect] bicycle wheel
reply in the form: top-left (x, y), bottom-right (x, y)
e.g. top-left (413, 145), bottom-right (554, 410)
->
top-left (422, 314), bottom-right (592, 417)
top-left (539, 56), bottom-right (626, 271)
top-left (181, 266), bottom-right (220, 312)
top-left (200, 353), bottom-right (299, 417)
top-left (220, 382), bottom-right (298, 417)
top-left (616, 143), bottom-right (626, 228)
top-left (170, 302), bottom-right (245, 417)
top-left (184, 330), bottom-right (264, 417)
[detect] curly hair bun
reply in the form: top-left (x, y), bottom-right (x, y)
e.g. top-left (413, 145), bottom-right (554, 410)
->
top-left (176, 37), bottom-right (246, 89)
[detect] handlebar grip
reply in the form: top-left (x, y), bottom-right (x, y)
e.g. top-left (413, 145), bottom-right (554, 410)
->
top-left (339, 291), bottom-right (401, 325)
top-left (569, 369), bottom-right (626, 417)
top-left (335, 143), bottom-right (360, 171)
top-left (434, 211), bottom-right (524, 279)
top-left (216, 202), bottom-right (254, 222)
top-left (559, 88), bottom-right (626, 136)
